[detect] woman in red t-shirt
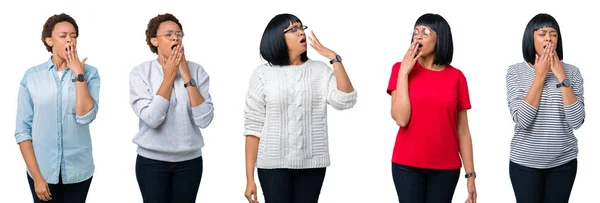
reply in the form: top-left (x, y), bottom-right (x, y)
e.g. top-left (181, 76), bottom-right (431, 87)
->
top-left (387, 13), bottom-right (477, 203)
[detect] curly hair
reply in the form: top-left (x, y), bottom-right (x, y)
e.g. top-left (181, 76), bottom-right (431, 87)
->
top-left (145, 13), bottom-right (183, 54)
top-left (41, 13), bottom-right (79, 52)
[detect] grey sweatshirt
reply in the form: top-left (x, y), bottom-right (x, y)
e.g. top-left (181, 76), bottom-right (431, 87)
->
top-left (129, 60), bottom-right (214, 162)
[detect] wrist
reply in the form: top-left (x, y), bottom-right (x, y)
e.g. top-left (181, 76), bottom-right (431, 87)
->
top-left (555, 74), bottom-right (567, 82)
top-left (181, 73), bottom-right (192, 82)
top-left (398, 71), bottom-right (410, 78)
top-left (71, 68), bottom-right (83, 76)
top-left (328, 52), bottom-right (337, 60)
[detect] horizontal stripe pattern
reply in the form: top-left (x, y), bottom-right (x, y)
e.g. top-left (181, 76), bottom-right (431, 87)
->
top-left (505, 62), bottom-right (585, 169)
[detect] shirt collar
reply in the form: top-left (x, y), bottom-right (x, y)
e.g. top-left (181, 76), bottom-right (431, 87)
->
top-left (46, 57), bottom-right (56, 71)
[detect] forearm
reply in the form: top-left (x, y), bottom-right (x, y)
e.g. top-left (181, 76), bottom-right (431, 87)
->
top-left (523, 75), bottom-right (545, 108)
top-left (156, 77), bottom-right (175, 101)
top-left (19, 141), bottom-right (44, 181)
top-left (332, 62), bottom-right (354, 93)
top-left (391, 72), bottom-right (411, 126)
top-left (459, 134), bottom-right (475, 174)
top-left (75, 82), bottom-right (95, 116)
top-left (181, 73), bottom-right (205, 107)
top-left (560, 87), bottom-right (578, 106)
top-left (245, 136), bottom-right (259, 183)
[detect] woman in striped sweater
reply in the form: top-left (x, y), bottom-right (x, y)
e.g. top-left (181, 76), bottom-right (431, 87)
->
top-left (506, 13), bottom-right (585, 203)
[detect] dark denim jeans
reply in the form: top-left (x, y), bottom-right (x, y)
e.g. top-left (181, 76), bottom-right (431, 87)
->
top-left (27, 172), bottom-right (92, 203)
top-left (257, 168), bottom-right (326, 203)
top-left (136, 155), bottom-right (203, 203)
top-left (392, 163), bottom-right (460, 203)
top-left (510, 159), bottom-right (577, 203)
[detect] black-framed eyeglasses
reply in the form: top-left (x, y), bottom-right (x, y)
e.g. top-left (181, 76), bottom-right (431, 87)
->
top-left (284, 25), bottom-right (308, 34)
top-left (156, 30), bottom-right (184, 39)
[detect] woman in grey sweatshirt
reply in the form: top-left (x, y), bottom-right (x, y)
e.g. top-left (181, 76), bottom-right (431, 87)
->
top-left (129, 13), bottom-right (214, 203)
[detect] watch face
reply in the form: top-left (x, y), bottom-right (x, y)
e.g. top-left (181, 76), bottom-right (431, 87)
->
top-left (77, 74), bottom-right (85, 82)
top-left (563, 79), bottom-right (571, 87)
top-left (336, 55), bottom-right (342, 62)
top-left (190, 79), bottom-right (196, 86)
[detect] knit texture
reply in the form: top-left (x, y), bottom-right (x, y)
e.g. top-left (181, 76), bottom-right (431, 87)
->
top-left (244, 59), bottom-right (357, 169)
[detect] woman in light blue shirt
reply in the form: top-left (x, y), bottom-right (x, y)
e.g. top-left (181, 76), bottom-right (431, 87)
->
top-left (14, 13), bottom-right (100, 203)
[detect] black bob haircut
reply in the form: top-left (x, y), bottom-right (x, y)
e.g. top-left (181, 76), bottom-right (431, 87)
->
top-left (522, 13), bottom-right (563, 65)
top-left (260, 13), bottom-right (308, 66)
top-left (411, 13), bottom-right (454, 66)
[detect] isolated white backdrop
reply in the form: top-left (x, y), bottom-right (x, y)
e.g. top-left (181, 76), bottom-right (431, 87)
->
top-left (0, 0), bottom-right (597, 202)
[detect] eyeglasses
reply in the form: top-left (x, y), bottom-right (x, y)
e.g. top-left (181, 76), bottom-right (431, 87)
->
top-left (412, 27), bottom-right (433, 39)
top-left (284, 25), bottom-right (308, 34)
top-left (156, 30), bottom-right (184, 39)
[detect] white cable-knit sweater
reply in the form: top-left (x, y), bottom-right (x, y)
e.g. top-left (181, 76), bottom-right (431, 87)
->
top-left (244, 59), bottom-right (357, 169)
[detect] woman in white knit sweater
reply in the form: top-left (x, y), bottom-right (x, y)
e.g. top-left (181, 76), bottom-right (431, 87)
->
top-left (243, 13), bottom-right (357, 203)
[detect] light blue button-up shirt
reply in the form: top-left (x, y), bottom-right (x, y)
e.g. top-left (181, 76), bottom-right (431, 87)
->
top-left (14, 57), bottom-right (100, 184)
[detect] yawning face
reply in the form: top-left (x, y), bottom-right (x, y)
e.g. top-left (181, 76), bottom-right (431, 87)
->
top-left (284, 22), bottom-right (307, 55)
top-left (533, 26), bottom-right (558, 56)
top-left (412, 25), bottom-right (437, 57)
top-left (45, 21), bottom-right (78, 60)
top-left (152, 20), bottom-right (183, 58)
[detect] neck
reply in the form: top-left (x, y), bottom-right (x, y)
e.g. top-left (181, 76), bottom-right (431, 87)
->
top-left (418, 54), bottom-right (444, 70)
top-left (52, 55), bottom-right (67, 71)
top-left (157, 53), bottom-right (168, 65)
top-left (289, 52), bottom-right (303, 66)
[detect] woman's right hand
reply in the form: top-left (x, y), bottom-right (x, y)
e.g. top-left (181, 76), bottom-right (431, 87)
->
top-left (399, 41), bottom-right (422, 76)
top-left (160, 45), bottom-right (182, 81)
top-left (34, 178), bottom-right (52, 201)
top-left (533, 43), bottom-right (553, 77)
top-left (244, 181), bottom-right (259, 203)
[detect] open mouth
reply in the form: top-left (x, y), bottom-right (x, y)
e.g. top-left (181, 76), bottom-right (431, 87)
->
top-left (171, 44), bottom-right (178, 50)
top-left (300, 38), bottom-right (306, 44)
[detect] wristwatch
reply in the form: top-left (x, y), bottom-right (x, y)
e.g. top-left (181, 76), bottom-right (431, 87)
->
top-left (184, 78), bottom-right (196, 88)
top-left (556, 78), bottom-right (571, 88)
top-left (465, 172), bottom-right (476, 179)
top-left (330, 55), bottom-right (342, 64)
top-left (72, 74), bottom-right (85, 82)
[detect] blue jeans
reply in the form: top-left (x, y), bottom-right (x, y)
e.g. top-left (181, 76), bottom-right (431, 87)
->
top-left (27, 172), bottom-right (92, 203)
top-left (392, 163), bottom-right (460, 203)
top-left (510, 159), bottom-right (577, 203)
top-left (257, 168), bottom-right (326, 203)
top-left (136, 155), bottom-right (203, 203)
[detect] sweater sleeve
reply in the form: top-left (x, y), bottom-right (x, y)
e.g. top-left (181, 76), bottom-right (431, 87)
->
top-left (129, 69), bottom-right (170, 128)
top-left (190, 64), bottom-right (214, 129)
top-left (244, 67), bottom-right (266, 138)
top-left (563, 66), bottom-right (585, 130)
top-left (326, 67), bottom-right (357, 110)
top-left (506, 66), bottom-right (539, 130)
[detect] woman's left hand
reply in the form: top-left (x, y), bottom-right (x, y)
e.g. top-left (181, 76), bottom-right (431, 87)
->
top-left (308, 31), bottom-right (337, 60)
top-left (66, 42), bottom-right (87, 75)
top-left (465, 179), bottom-right (477, 203)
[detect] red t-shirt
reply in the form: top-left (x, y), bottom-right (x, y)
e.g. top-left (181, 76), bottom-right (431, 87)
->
top-left (387, 62), bottom-right (471, 170)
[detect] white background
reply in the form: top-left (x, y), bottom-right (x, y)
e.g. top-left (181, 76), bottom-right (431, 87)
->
top-left (1, 0), bottom-right (598, 202)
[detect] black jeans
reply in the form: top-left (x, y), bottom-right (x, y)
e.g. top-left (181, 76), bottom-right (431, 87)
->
top-left (136, 155), bottom-right (203, 203)
top-left (27, 172), bottom-right (92, 203)
top-left (392, 163), bottom-right (460, 203)
top-left (510, 159), bottom-right (577, 203)
top-left (257, 168), bottom-right (326, 203)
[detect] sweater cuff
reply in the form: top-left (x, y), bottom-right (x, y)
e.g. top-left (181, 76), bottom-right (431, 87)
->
top-left (244, 130), bottom-right (262, 139)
